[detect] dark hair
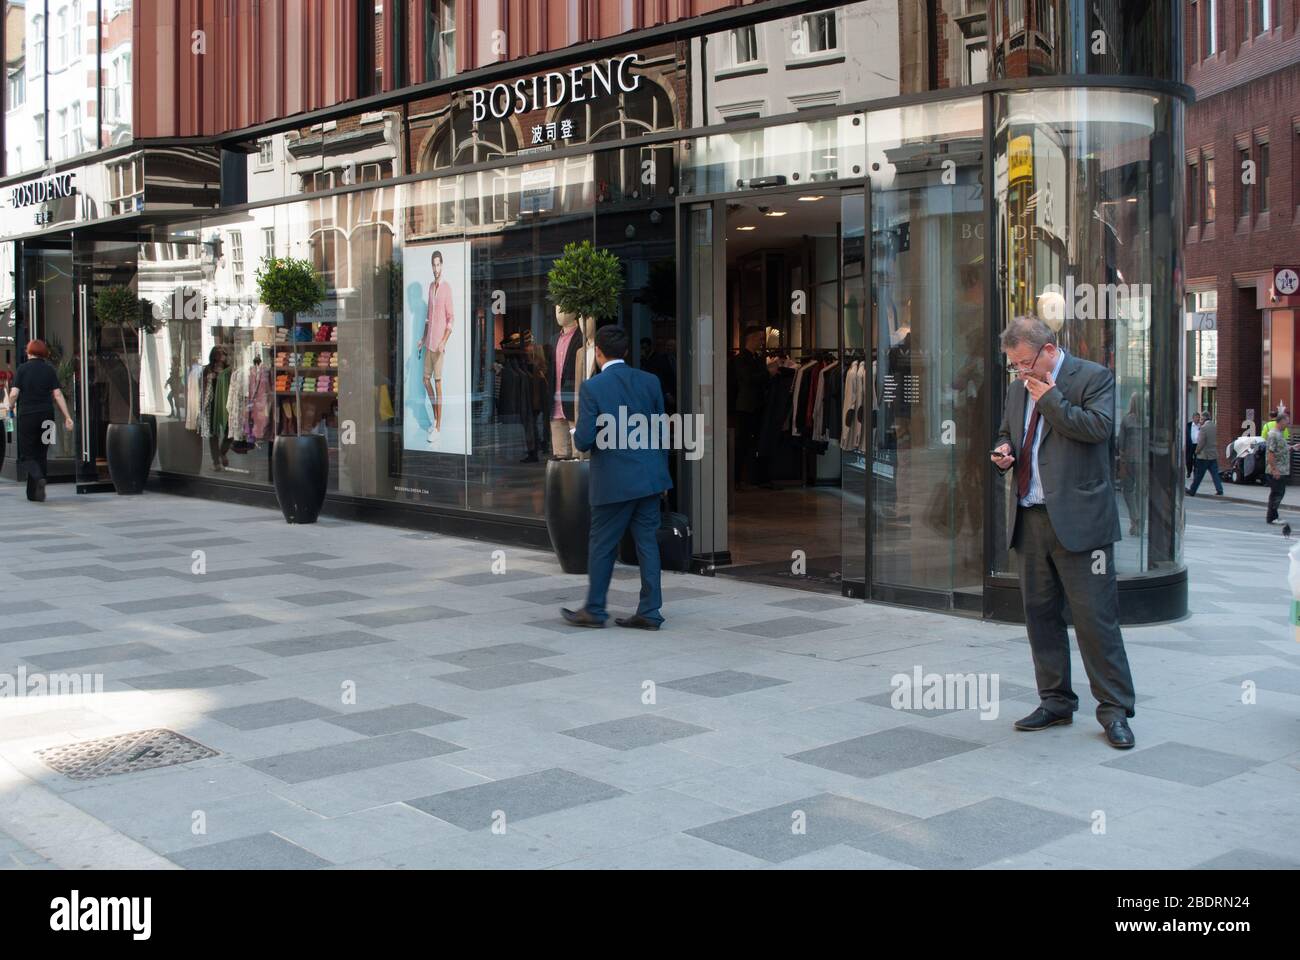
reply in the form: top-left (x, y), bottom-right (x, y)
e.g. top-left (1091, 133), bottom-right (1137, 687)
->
top-left (25, 339), bottom-right (49, 359)
top-left (431, 250), bottom-right (444, 266)
top-left (595, 325), bottom-right (629, 361)
top-left (207, 345), bottom-right (226, 366)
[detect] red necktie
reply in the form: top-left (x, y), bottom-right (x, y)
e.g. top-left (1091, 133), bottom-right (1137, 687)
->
top-left (1017, 404), bottom-right (1041, 500)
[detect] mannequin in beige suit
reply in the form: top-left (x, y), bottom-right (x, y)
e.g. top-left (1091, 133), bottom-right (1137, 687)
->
top-left (550, 309), bottom-right (594, 461)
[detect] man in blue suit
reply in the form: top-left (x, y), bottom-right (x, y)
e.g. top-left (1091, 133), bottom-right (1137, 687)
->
top-left (562, 325), bottom-right (673, 631)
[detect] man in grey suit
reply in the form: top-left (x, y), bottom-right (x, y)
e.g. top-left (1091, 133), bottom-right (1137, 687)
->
top-left (1186, 410), bottom-right (1224, 497)
top-left (991, 317), bottom-right (1137, 749)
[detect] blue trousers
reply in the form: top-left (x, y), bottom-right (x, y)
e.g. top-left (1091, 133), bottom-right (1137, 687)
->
top-left (1188, 457), bottom-right (1223, 495)
top-left (585, 494), bottom-right (664, 625)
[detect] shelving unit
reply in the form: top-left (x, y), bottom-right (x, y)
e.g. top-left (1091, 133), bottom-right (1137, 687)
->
top-left (274, 318), bottom-right (339, 435)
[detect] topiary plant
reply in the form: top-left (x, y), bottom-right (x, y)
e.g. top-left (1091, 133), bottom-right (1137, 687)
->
top-left (96, 284), bottom-right (161, 424)
top-left (255, 256), bottom-right (327, 435)
top-left (547, 240), bottom-right (624, 324)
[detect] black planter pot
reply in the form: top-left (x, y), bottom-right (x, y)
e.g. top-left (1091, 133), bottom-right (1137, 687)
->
top-left (545, 458), bottom-right (590, 574)
top-left (105, 422), bottom-right (153, 495)
top-left (272, 434), bottom-right (329, 524)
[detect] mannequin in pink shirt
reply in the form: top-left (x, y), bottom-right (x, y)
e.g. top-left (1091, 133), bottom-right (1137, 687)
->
top-left (419, 249), bottom-right (454, 444)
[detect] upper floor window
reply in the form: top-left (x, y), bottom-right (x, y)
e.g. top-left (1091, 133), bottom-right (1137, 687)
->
top-left (257, 138), bottom-right (273, 167)
top-left (1257, 139), bottom-right (1270, 212)
top-left (7, 70), bottom-right (24, 112)
top-left (229, 232), bottom-right (245, 291)
top-left (1237, 144), bottom-right (1251, 219)
top-left (53, 6), bottom-right (67, 70)
top-left (71, 2), bottom-right (82, 62)
top-left (797, 11), bottom-right (839, 55)
top-left (1257, 0), bottom-right (1272, 33)
top-left (1186, 159), bottom-right (1201, 227)
top-left (732, 26), bottom-right (759, 65)
top-left (33, 17), bottom-right (45, 73)
top-left (423, 0), bottom-right (456, 80)
top-left (965, 40), bottom-right (989, 84)
top-left (1203, 154), bottom-right (1216, 223)
top-left (1205, 0), bottom-right (1218, 56)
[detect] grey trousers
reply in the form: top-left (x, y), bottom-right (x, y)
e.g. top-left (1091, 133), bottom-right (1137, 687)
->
top-left (1013, 505), bottom-right (1136, 725)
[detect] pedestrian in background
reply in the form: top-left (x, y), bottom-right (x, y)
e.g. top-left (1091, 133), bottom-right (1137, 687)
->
top-left (1185, 412), bottom-right (1200, 479)
top-left (1187, 410), bottom-right (1223, 497)
top-left (1265, 412), bottom-right (1297, 524)
top-left (3, 340), bottom-right (74, 502)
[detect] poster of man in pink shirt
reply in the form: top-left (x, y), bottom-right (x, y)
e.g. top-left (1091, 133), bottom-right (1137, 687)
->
top-left (403, 241), bottom-right (469, 455)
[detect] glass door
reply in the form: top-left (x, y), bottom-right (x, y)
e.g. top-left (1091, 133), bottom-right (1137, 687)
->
top-left (9, 241), bottom-right (78, 483)
top-left (74, 235), bottom-right (141, 488)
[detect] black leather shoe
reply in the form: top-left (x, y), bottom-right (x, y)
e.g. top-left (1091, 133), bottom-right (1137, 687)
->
top-left (561, 607), bottom-right (605, 628)
top-left (1103, 719), bottom-right (1135, 749)
top-left (33, 478), bottom-right (46, 502)
top-left (615, 615), bottom-right (661, 631)
top-left (1013, 707), bottom-right (1072, 731)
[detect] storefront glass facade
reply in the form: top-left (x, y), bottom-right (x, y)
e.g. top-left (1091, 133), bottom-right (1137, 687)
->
top-left (0, 0), bottom-right (1189, 621)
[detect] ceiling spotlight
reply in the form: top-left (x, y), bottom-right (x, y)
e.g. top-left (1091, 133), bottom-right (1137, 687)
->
top-left (737, 226), bottom-right (757, 232)
top-left (765, 210), bottom-right (788, 217)
top-left (798, 196), bottom-right (824, 202)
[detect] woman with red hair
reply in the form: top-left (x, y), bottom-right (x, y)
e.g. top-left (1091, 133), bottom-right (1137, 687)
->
top-left (3, 340), bottom-right (74, 501)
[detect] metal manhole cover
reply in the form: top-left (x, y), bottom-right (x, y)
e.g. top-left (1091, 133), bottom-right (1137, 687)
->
top-left (36, 729), bottom-right (219, 781)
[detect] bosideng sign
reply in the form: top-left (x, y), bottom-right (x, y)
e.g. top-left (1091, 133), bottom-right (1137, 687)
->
top-left (471, 53), bottom-right (641, 123)
top-left (11, 172), bottom-right (77, 208)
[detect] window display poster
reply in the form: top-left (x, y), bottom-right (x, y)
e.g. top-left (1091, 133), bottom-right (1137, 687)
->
top-left (402, 241), bottom-right (470, 455)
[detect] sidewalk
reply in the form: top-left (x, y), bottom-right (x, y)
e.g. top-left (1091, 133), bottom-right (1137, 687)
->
top-left (1194, 476), bottom-right (1300, 513)
top-left (0, 484), bottom-right (1296, 870)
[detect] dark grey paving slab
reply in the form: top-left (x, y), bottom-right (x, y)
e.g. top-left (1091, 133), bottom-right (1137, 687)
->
top-left (266, 553), bottom-right (341, 564)
top-left (405, 768), bottom-right (626, 830)
top-left (39, 543), bottom-right (102, 554)
top-left (249, 630), bottom-right (395, 658)
top-left (1193, 849), bottom-right (1300, 870)
top-left (440, 570), bottom-right (549, 587)
top-left (97, 550), bottom-right (181, 563)
top-left (521, 620), bottom-right (589, 634)
top-left (246, 731), bottom-right (463, 784)
top-left (429, 642), bottom-right (561, 669)
top-left (100, 518), bottom-right (183, 528)
top-left (277, 591), bottom-right (371, 607)
top-left (105, 594), bottom-right (228, 615)
top-left (508, 586), bottom-right (642, 607)
top-left (16, 565), bottom-right (155, 583)
top-left (560, 715), bottom-right (711, 751)
top-left (847, 798), bottom-right (1086, 868)
top-left (118, 527), bottom-right (217, 540)
top-left (169, 833), bottom-right (331, 870)
top-left (341, 605), bottom-right (468, 627)
top-left (177, 614), bottom-right (278, 635)
top-left (686, 793), bottom-right (918, 863)
top-left (766, 596), bottom-right (860, 612)
top-left (859, 680), bottom-right (1038, 717)
top-left (0, 621), bottom-right (98, 644)
top-left (725, 616), bottom-right (843, 639)
top-left (122, 665), bottom-right (266, 690)
top-left (0, 600), bottom-right (54, 616)
top-left (435, 661), bottom-right (573, 690)
top-left (1101, 742), bottom-right (1263, 787)
top-left (24, 642), bottom-right (170, 670)
top-left (209, 698), bottom-right (341, 730)
top-left (324, 703), bottom-right (464, 736)
top-left (169, 537), bottom-right (250, 548)
top-left (304, 563), bottom-right (412, 581)
top-left (789, 727), bottom-right (983, 780)
top-left (1227, 667), bottom-right (1300, 697)
top-left (661, 670), bottom-right (790, 699)
top-left (169, 566), bottom-right (285, 583)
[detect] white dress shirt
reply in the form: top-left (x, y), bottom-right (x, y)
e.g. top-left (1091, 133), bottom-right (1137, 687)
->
top-left (1019, 349), bottom-right (1068, 507)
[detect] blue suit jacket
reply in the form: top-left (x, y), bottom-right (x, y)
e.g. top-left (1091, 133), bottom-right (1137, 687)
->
top-left (574, 361), bottom-right (674, 507)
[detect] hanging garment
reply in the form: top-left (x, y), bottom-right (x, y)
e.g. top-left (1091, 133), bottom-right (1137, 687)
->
top-left (185, 362), bottom-right (203, 430)
top-left (248, 364), bottom-right (273, 440)
top-left (813, 361), bottom-right (839, 441)
top-left (226, 363), bottom-right (250, 443)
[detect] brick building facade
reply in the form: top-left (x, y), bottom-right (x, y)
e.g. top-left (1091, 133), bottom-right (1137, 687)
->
top-left (1184, 0), bottom-right (1300, 457)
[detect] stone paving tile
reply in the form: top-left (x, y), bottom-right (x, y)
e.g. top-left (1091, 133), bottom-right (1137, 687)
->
top-left (177, 615), bottom-right (278, 635)
top-left (560, 715), bottom-right (711, 752)
top-left (404, 768), bottom-right (626, 830)
top-left (245, 732), bottom-right (464, 784)
top-left (440, 570), bottom-right (549, 586)
top-left (340, 605), bottom-right (468, 628)
top-left (429, 643), bottom-right (561, 669)
top-left (168, 833), bottom-right (331, 869)
top-left (99, 550), bottom-right (185, 563)
top-left (209, 698), bottom-right (342, 731)
top-left (105, 594), bottom-right (229, 615)
top-left (725, 616), bottom-right (844, 639)
top-left (661, 670), bottom-right (790, 698)
top-left (276, 591), bottom-right (372, 607)
top-left (766, 596), bottom-right (861, 612)
top-left (1193, 848), bottom-right (1300, 869)
top-left (1100, 742), bottom-right (1263, 787)
top-left (435, 661), bottom-right (573, 690)
top-left (323, 704), bottom-right (464, 736)
top-left (0, 600), bottom-right (54, 616)
top-left (788, 727), bottom-right (984, 780)
top-left (686, 793), bottom-right (918, 863)
top-left (122, 665), bottom-right (267, 690)
top-left (248, 631), bottom-right (394, 658)
top-left (846, 798), bottom-right (1088, 869)
top-left (23, 642), bottom-right (170, 671)
top-left (0, 622), bottom-right (98, 644)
